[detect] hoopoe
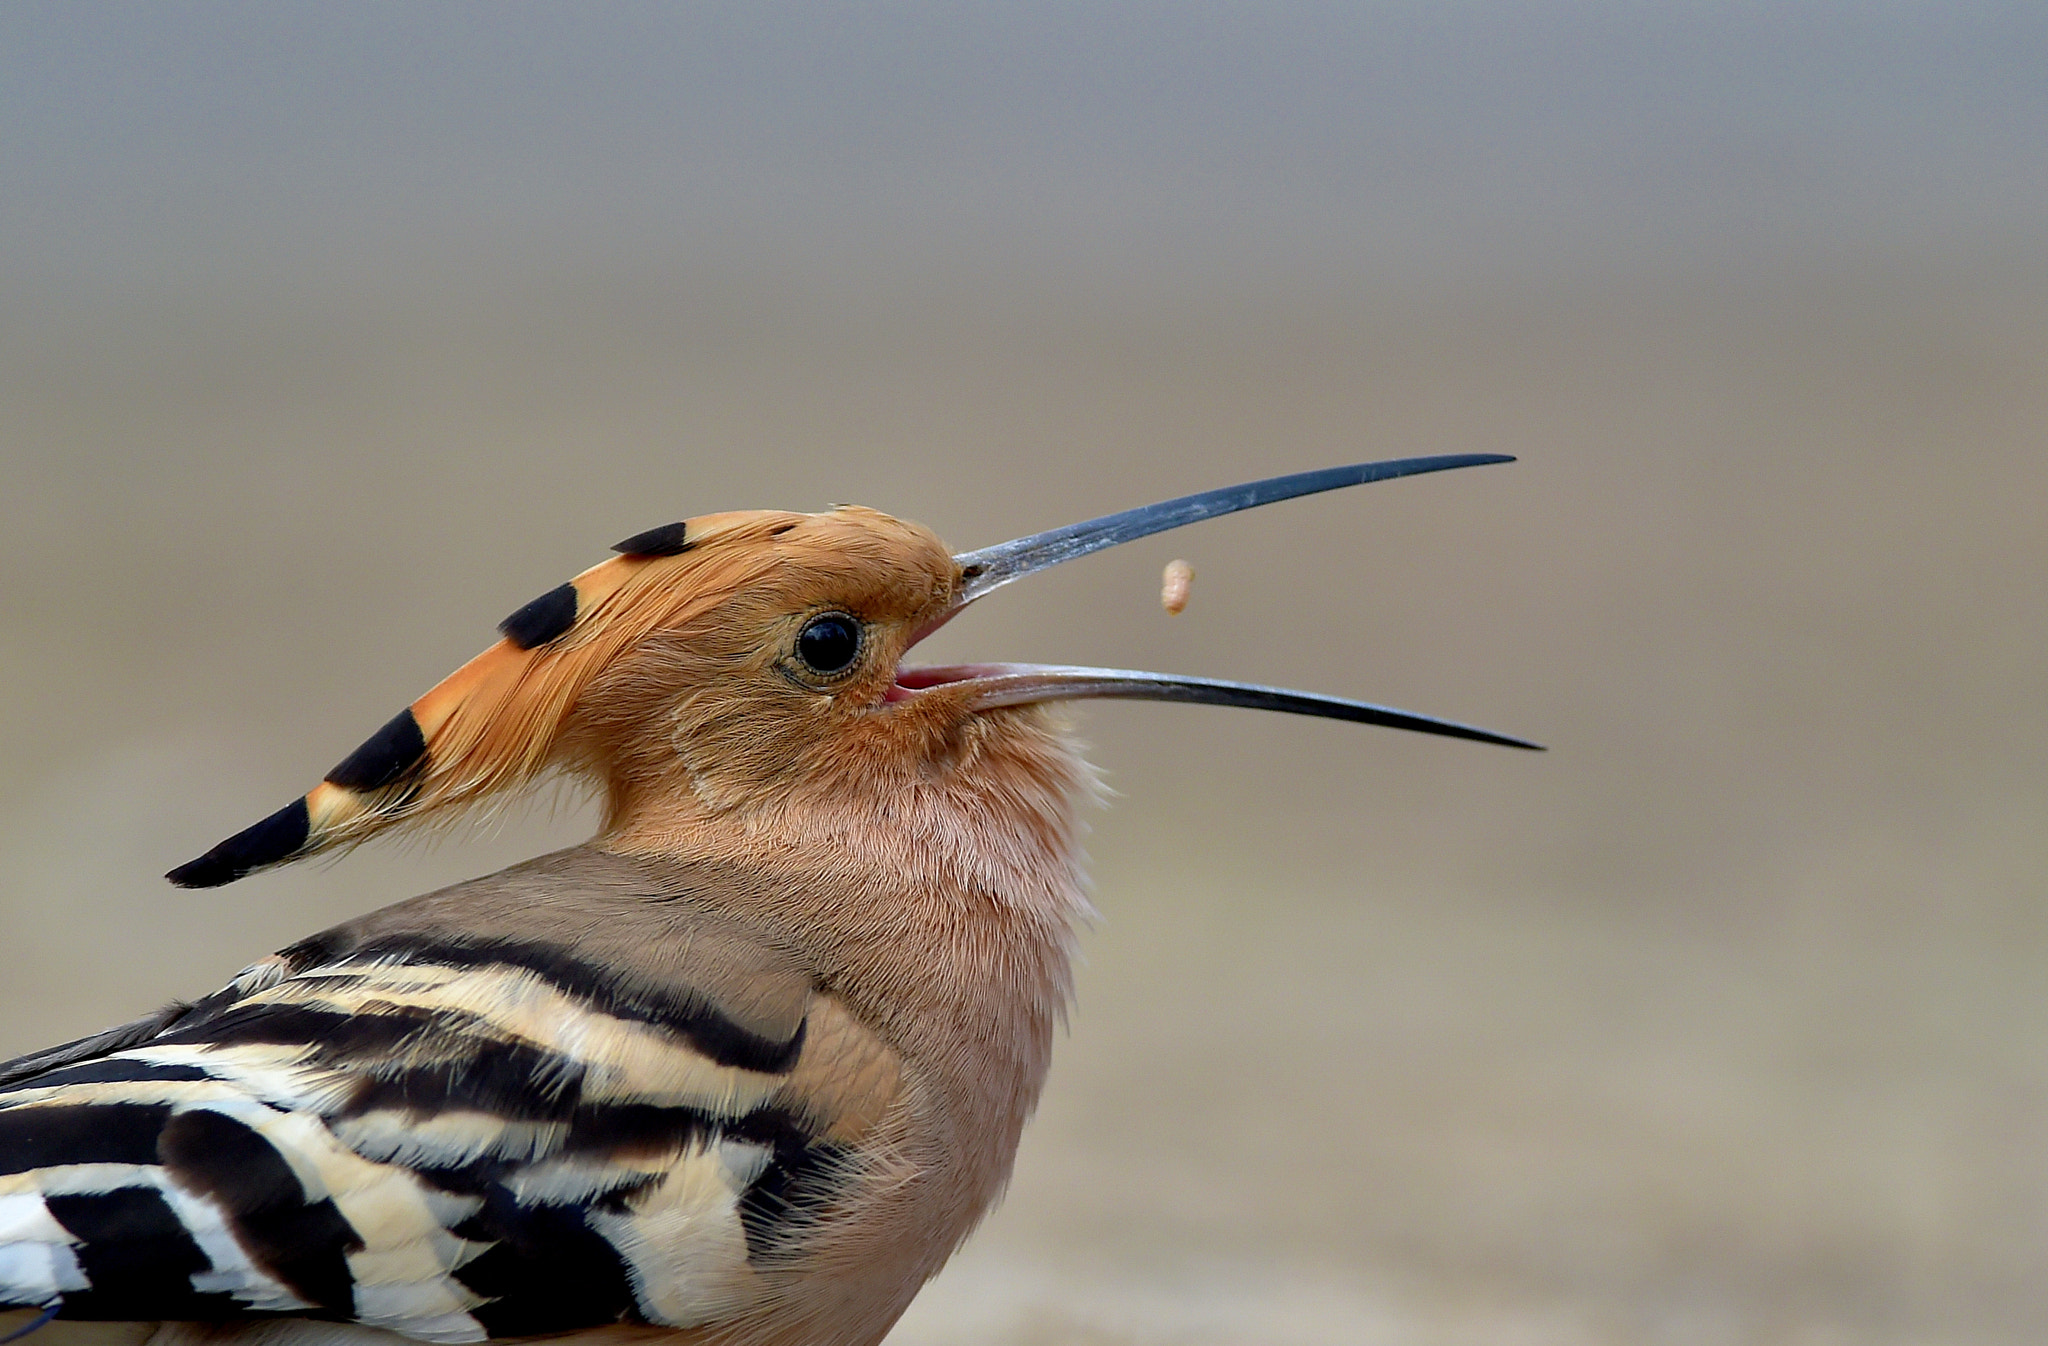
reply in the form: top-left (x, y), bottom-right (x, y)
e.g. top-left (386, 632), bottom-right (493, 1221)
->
top-left (0, 457), bottom-right (1536, 1346)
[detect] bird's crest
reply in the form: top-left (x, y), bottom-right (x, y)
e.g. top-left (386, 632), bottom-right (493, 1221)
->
top-left (168, 510), bottom-right (803, 887)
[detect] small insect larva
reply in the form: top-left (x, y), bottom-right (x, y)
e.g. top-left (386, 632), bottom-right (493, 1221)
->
top-left (1160, 559), bottom-right (1195, 615)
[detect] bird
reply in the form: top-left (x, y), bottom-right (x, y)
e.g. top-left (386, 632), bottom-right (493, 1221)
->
top-left (0, 456), bottom-right (1537, 1346)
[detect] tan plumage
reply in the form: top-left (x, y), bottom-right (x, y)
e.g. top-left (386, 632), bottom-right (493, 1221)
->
top-left (0, 459), bottom-right (1535, 1346)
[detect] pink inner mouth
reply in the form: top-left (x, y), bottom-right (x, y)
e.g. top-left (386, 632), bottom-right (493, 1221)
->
top-left (885, 599), bottom-right (990, 703)
top-left (886, 663), bottom-right (1005, 703)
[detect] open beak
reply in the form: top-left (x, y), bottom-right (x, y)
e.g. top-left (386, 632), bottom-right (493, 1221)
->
top-left (903, 454), bottom-right (1543, 752)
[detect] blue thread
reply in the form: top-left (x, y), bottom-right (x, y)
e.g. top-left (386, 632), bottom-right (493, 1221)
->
top-left (0, 1304), bottom-right (58, 1343)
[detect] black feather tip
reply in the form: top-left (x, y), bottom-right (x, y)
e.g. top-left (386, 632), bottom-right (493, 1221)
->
top-left (322, 709), bottom-right (429, 794)
top-left (165, 798), bottom-right (312, 889)
top-left (610, 521), bottom-right (691, 558)
top-left (498, 583), bottom-right (580, 650)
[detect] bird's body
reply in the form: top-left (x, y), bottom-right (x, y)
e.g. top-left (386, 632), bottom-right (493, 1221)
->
top-left (0, 835), bottom-right (1083, 1346)
top-left (0, 459), bottom-right (1532, 1346)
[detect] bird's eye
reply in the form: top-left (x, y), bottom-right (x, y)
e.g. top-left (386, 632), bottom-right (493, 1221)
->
top-left (795, 613), bottom-right (863, 677)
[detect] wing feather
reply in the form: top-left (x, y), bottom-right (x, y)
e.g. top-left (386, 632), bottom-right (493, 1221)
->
top-left (0, 858), bottom-right (904, 1342)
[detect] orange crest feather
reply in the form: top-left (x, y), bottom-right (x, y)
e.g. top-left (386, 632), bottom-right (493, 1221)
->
top-left (168, 510), bottom-right (804, 887)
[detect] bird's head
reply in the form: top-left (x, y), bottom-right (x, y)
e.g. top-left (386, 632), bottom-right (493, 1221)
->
top-left (167, 457), bottom-right (1538, 889)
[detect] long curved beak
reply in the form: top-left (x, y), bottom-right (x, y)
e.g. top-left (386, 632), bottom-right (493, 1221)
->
top-left (899, 664), bottom-right (1542, 750)
top-left (951, 454), bottom-right (1512, 603)
top-left (923, 454), bottom-right (1543, 751)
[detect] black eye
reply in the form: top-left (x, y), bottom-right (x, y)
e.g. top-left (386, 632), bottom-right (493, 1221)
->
top-left (795, 613), bottom-right (863, 676)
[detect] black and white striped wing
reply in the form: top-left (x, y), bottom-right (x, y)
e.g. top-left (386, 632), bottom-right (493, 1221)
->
top-left (0, 934), bottom-right (900, 1342)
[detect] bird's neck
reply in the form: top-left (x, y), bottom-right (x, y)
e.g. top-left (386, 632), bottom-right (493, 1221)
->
top-left (596, 715), bottom-right (1098, 1045)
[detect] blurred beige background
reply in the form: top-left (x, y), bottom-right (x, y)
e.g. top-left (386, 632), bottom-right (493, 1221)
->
top-left (3, 7), bottom-right (2045, 1344)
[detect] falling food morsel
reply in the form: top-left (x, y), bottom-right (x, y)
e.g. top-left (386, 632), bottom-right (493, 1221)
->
top-left (1161, 558), bottom-right (1195, 615)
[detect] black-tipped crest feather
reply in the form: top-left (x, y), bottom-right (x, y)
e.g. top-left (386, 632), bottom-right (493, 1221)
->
top-left (323, 709), bottom-right (430, 793)
top-left (498, 582), bottom-right (580, 649)
top-left (165, 797), bottom-right (311, 888)
top-left (611, 521), bottom-right (692, 557)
